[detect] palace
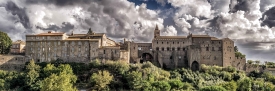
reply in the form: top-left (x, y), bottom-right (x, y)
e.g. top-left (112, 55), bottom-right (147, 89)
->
top-left (23, 25), bottom-right (246, 70)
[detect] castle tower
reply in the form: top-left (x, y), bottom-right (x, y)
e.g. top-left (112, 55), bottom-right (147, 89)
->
top-left (154, 25), bottom-right (160, 38)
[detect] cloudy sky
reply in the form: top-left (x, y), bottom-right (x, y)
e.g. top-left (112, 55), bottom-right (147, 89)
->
top-left (1, 0), bottom-right (275, 62)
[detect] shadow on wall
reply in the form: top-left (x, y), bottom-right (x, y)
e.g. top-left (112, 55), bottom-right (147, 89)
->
top-left (191, 61), bottom-right (199, 71)
top-left (140, 53), bottom-right (153, 63)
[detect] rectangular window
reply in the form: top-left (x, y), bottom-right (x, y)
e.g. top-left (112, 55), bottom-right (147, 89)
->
top-left (206, 47), bottom-right (209, 51)
top-left (104, 50), bottom-right (105, 54)
top-left (219, 47), bottom-right (222, 51)
top-left (212, 47), bottom-right (215, 51)
top-left (138, 47), bottom-right (141, 50)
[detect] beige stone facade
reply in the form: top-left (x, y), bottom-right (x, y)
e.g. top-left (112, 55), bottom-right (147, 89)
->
top-left (20, 26), bottom-right (246, 70)
top-left (25, 30), bottom-right (129, 63)
top-left (128, 25), bottom-right (246, 70)
top-left (10, 40), bottom-right (25, 54)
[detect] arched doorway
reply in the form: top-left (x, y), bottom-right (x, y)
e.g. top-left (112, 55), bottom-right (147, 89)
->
top-left (140, 53), bottom-right (153, 63)
top-left (191, 61), bottom-right (199, 71)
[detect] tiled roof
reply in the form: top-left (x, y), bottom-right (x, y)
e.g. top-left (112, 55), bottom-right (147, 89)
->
top-left (156, 36), bottom-right (187, 39)
top-left (12, 40), bottom-right (25, 44)
top-left (36, 32), bottom-right (65, 36)
top-left (191, 35), bottom-right (210, 37)
top-left (70, 33), bottom-right (104, 37)
top-left (211, 37), bottom-right (221, 40)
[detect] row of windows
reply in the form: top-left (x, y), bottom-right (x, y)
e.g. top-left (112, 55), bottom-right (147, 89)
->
top-left (30, 41), bottom-right (89, 46)
top-left (157, 41), bottom-right (185, 44)
top-left (103, 50), bottom-right (117, 54)
top-left (192, 40), bottom-right (221, 44)
top-left (30, 36), bottom-right (62, 40)
top-left (30, 47), bottom-right (88, 54)
top-left (206, 47), bottom-right (222, 51)
top-left (12, 44), bottom-right (20, 48)
top-left (155, 47), bottom-right (187, 51)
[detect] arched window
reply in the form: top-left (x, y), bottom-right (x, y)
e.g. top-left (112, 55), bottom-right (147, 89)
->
top-left (156, 47), bottom-right (159, 51)
top-left (162, 47), bottom-right (164, 51)
top-left (167, 47), bottom-right (170, 51)
top-left (172, 47), bottom-right (175, 51)
top-left (177, 47), bottom-right (180, 51)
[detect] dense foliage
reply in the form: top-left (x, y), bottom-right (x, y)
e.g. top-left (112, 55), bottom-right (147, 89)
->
top-left (1, 59), bottom-right (275, 91)
top-left (0, 31), bottom-right (12, 54)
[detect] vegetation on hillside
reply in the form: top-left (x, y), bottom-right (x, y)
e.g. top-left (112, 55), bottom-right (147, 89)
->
top-left (0, 59), bottom-right (275, 91)
top-left (234, 46), bottom-right (246, 58)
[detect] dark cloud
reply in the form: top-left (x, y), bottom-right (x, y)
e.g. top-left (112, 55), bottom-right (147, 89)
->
top-left (229, 0), bottom-right (250, 13)
top-left (260, 0), bottom-right (275, 12)
top-left (26, 0), bottom-right (92, 6)
top-left (36, 22), bottom-right (74, 32)
top-left (5, 1), bottom-right (31, 29)
top-left (261, 6), bottom-right (275, 27)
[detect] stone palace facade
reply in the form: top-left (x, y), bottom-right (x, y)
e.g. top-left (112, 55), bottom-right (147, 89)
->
top-left (23, 26), bottom-right (246, 70)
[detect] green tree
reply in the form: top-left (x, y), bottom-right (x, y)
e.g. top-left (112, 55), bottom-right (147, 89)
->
top-left (0, 79), bottom-right (7, 90)
top-left (169, 79), bottom-right (184, 90)
top-left (24, 59), bottom-right (41, 91)
top-left (151, 81), bottom-right (171, 91)
top-left (41, 73), bottom-right (77, 91)
top-left (126, 71), bottom-right (143, 90)
top-left (234, 46), bottom-right (238, 52)
top-left (90, 70), bottom-right (113, 90)
top-left (247, 60), bottom-right (253, 64)
top-left (40, 64), bottom-right (77, 91)
top-left (235, 52), bottom-right (246, 58)
top-left (0, 31), bottom-right (12, 54)
top-left (200, 86), bottom-right (226, 91)
top-left (237, 77), bottom-right (252, 91)
top-left (220, 81), bottom-right (237, 91)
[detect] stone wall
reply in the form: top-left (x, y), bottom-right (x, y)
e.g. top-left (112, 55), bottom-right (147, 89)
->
top-left (232, 57), bottom-right (246, 70)
top-left (120, 50), bottom-right (130, 63)
top-left (0, 55), bottom-right (27, 71)
top-left (245, 63), bottom-right (267, 73)
top-left (222, 38), bottom-right (235, 67)
top-left (98, 47), bottom-right (121, 61)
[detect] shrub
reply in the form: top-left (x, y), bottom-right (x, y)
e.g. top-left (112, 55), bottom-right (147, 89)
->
top-left (200, 86), bottom-right (226, 91)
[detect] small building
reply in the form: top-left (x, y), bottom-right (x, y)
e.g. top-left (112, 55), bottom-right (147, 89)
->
top-left (10, 40), bottom-right (26, 54)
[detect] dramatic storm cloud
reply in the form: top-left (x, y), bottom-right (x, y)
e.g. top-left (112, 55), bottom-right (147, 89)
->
top-left (1, 0), bottom-right (275, 62)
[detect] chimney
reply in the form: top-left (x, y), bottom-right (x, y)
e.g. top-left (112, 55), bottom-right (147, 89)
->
top-left (48, 31), bottom-right (52, 33)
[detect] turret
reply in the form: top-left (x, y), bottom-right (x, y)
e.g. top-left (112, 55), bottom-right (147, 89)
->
top-left (154, 25), bottom-right (160, 38)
